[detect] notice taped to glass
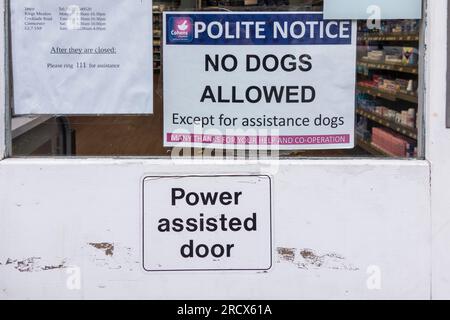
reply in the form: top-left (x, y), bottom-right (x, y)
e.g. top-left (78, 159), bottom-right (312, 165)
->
top-left (11, 0), bottom-right (153, 115)
top-left (163, 12), bottom-right (356, 150)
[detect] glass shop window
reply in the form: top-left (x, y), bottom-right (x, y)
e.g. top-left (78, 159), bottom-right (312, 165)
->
top-left (7, 0), bottom-right (424, 159)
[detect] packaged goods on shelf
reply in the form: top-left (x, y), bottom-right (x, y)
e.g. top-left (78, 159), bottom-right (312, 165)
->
top-left (357, 18), bottom-right (420, 158)
top-left (358, 74), bottom-right (417, 95)
top-left (361, 46), bottom-right (418, 67)
top-left (357, 94), bottom-right (417, 129)
top-left (384, 47), bottom-right (404, 64)
top-left (402, 47), bottom-right (418, 65)
top-left (387, 20), bottom-right (419, 34)
top-left (379, 79), bottom-right (399, 93)
top-left (358, 20), bottom-right (420, 34)
top-left (385, 55), bottom-right (403, 65)
top-left (371, 127), bottom-right (417, 157)
top-left (367, 50), bottom-right (384, 62)
top-left (357, 93), bottom-right (376, 108)
top-left (356, 117), bottom-right (370, 141)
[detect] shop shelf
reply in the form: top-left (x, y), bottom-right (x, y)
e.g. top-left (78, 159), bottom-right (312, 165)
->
top-left (357, 60), bottom-right (418, 75)
top-left (357, 33), bottom-right (419, 42)
top-left (357, 85), bottom-right (418, 104)
top-left (356, 108), bottom-right (418, 140)
top-left (356, 137), bottom-right (394, 157)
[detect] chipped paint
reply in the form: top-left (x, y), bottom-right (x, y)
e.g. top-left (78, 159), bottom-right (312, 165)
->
top-left (89, 242), bottom-right (114, 256)
top-left (86, 243), bottom-right (136, 271)
top-left (276, 247), bottom-right (359, 271)
top-left (41, 263), bottom-right (66, 271)
top-left (277, 247), bottom-right (296, 262)
top-left (0, 257), bottom-right (66, 272)
top-left (15, 257), bottom-right (41, 272)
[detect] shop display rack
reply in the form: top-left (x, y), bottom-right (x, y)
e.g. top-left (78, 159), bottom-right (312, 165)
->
top-left (356, 107), bottom-right (417, 140)
top-left (357, 60), bottom-right (418, 75)
top-left (356, 137), bottom-right (392, 157)
top-left (357, 33), bottom-right (420, 42)
top-left (356, 21), bottom-right (420, 158)
top-left (357, 85), bottom-right (418, 104)
top-left (153, 6), bottom-right (162, 71)
top-left (153, 1), bottom-right (181, 71)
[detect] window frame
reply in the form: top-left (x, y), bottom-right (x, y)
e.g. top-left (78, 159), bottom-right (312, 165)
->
top-left (0, 0), bottom-right (429, 161)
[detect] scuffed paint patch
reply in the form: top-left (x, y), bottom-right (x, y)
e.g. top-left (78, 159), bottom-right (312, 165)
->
top-left (41, 263), bottom-right (67, 271)
top-left (15, 257), bottom-right (41, 272)
top-left (276, 247), bottom-right (359, 271)
top-left (88, 242), bottom-right (114, 256)
top-left (86, 243), bottom-right (135, 271)
top-left (277, 247), bottom-right (296, 262)
top-left (0, 257), bottom-right (67, 272)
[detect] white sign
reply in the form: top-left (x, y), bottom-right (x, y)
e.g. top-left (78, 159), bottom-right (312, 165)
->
top-left (142, 175), bottom-right (272, 271)
top-left (163, 12), bottom-right (356, 150)
top-left (11, 0), bottom-right (153, 115)
top-left (324, 0), bottom-right (422, 20)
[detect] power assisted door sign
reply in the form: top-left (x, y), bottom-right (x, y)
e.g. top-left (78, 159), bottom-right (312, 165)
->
top-left (142, 175), bottom-right (272, 272)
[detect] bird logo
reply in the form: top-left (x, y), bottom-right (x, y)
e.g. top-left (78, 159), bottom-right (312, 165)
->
top-left (177, 20), bottom-right (189, 31)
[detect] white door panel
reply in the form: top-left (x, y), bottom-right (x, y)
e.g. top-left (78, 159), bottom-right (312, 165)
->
top-left (0, 159), bottom-right (430, 299)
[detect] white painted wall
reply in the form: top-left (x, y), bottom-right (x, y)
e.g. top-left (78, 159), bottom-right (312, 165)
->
top-left (0, 0), bottom-right (6, 159)
top-left (426, 0), bottom-right (450, 300)
top-left (1, 0), bottom-right (449, 300)
top-left (0, 159), bottom-right (430, 299)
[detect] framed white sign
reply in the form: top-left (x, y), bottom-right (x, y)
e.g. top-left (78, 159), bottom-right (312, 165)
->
top-left (142, 175), bottom-right (272, 272)
top-left (324, 0), bottom-right (422, 20)
top-left (11, 0), bottom-right (153, 115)
top-left (163, 12), bottom-right (357, 150)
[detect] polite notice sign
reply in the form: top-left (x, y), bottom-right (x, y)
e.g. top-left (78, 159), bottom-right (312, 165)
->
top-left (11, 0), bottom-right (153, 115)
top-left (142, 175), bottom-right (272, 271)
top-left (163, 12), bottom-right (356, 150)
